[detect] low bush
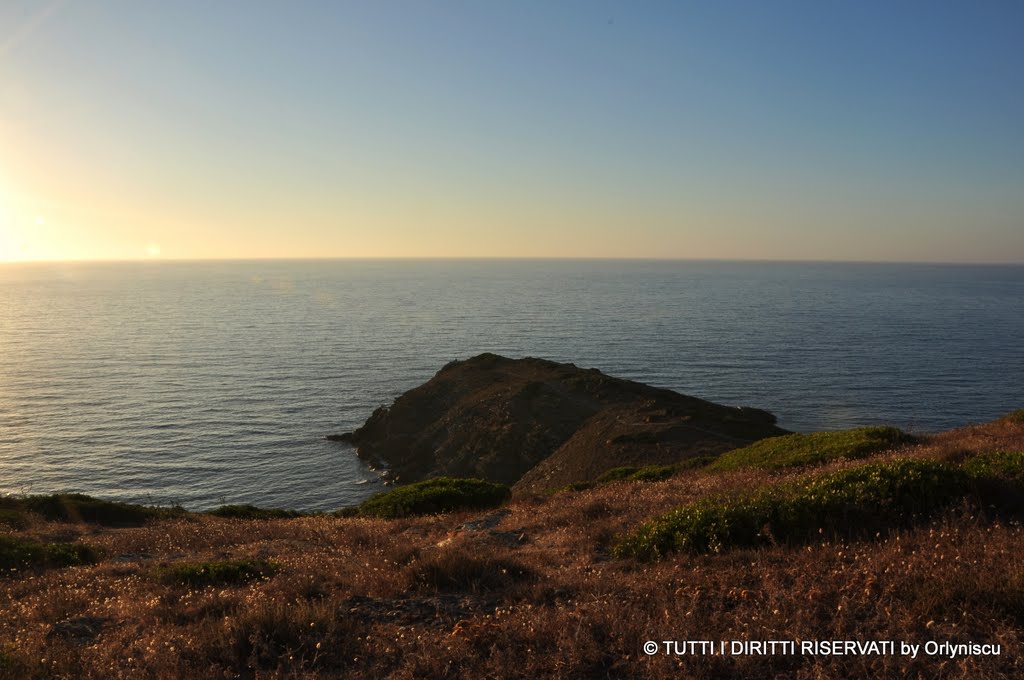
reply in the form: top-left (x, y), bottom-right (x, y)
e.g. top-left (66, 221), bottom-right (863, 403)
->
top-left (206, 505), bottom-right (305, 520)
top-left (674, 455), bottom-right (718, 471)
top-left (0, 493), bottom-right (185, 527)
top-left (558, 460), bottom-right (708, 494)
top-left (560, 481), bottom-right (598, 493)
top-left (963, 451), bottom-right (1024, 483)
top-left (615, 459), bottom-right (970, 560)
top-left (0, 510), bottom-right (28, 531)
top-left (599, 464), bottom-right (677, 484)
top-left (358, 478), bottom-right (510, 519)
top-left (709, 426), bottom-right (915, 471)
top-left (161, 559), bottom-right (280, 587)
top-left (403, 550), bottom-right (536, 594)
top-left (962, 451), bottom-right (1024, 515)
top-left (0, 536), bottom-right (101, 575)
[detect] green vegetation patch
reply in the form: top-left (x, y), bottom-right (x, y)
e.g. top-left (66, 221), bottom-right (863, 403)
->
top-left (673, 455), bottom-right (718, 471)
top-left (206, 504), bottom-right (305, 520)
top-left (558, 458), bottom-right (714, 494)
top-left (358, 478), bottom-right (510, 519)
top-left (962, 451), bottom-right (1024, 514)
top-left (600, 464), bottom-right (678, 484)
top-left (709, 426), bottom-right (915, 472)
top-left (963, 451), bottom-right (1024, 483)
top-left (561, 481), bottom-right (598, 493)
top-left (161, 559), bottom-right (280, 587)
top-left (615, 459), bottom-right (970, 560)
top-left (0, 493), bottom-right (185, 527)
top-left (0, 535), bottom-right (101, 575)
top-left (0, 509), bottom-right (28, 531)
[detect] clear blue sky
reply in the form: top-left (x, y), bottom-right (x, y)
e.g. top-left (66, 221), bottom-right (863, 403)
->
top-left (1, 1), bottom-right (1022, 261)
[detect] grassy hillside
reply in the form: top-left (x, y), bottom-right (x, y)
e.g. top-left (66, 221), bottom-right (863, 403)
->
top-left (707, 425), bottom-right (915, 471)
top-left (1, 412), bottom-right (1023, 679)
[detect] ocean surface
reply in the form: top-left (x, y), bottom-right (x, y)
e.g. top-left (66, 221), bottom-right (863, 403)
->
top-left (1, 259), bottom-right (1021, 511)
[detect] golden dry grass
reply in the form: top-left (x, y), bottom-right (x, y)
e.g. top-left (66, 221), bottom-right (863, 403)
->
top-left (1, 415), bottom-right (1023, 679)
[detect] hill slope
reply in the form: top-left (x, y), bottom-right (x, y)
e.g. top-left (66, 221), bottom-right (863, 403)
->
top-left (3, 413), bottom-right (1024, 678)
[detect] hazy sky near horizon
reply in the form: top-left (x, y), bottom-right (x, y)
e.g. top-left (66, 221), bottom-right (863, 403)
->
top-left (1, 1), bottom-right (1022, 262)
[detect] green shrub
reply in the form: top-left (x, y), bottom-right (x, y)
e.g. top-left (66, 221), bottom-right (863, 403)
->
top-left (0, 510), bottom-right (28, 531)
top-left (962, 451), bottom-right (1024, 483)
top-left (594, 467), bottom-right (642, 483)
top-left (206, 505), bottom-right (305, 520)
top-left (962, 451), bottom-right (1024, 515)
top-left (0, 536), bottom-right (102, 575)
top-left (615, 459), bottom-right (969, 560)
top-left (625, 464), bottom-right (681, 482)
top-left (595, 464), bottom-right (679, 484)
top-left (675, 455), bottom-right (717, 471)
top-left (0, 494), bottom-right (185, 527)
top-left (557, 461), bottom-right (705, 494)
top-left (560, 481), bottom-right (598, 493)
top-left (709, 426), bottom-right (915, 471)
top-left (161, 559), bottom-right (279, 587)
top-left (358, 478), bottom-right (510, 519)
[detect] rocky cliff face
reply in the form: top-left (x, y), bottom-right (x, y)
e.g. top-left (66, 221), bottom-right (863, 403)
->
top-left (339, 353), bottom-right (787, 494)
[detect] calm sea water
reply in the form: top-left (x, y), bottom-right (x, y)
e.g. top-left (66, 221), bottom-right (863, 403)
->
top-left (1, 260), bottom-right (1021, 511)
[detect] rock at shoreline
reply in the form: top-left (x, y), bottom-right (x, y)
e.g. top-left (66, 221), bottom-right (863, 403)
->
top-left (340, 353), bottom-right (788, 494)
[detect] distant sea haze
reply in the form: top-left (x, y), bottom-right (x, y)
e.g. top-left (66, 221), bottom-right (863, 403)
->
top-left (0, 259), bottom-right (1021, 511)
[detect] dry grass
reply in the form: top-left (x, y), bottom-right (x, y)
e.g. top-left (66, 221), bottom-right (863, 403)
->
top-left (1, 415), bottom-right (1023, 678)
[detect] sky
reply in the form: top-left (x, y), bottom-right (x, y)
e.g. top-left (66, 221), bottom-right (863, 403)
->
top-left (0, 1), bottom-right (1022, 263)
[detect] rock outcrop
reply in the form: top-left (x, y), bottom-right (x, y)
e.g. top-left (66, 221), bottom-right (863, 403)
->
top-left (339, 353), bottom-right (788, 495)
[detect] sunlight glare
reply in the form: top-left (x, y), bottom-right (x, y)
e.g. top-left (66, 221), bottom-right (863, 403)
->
top-left (0, 192), bottom-right (18, 262)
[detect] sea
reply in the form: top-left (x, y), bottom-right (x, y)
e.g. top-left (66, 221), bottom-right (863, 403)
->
top-left (0, 259), bottom-right (1021, 511)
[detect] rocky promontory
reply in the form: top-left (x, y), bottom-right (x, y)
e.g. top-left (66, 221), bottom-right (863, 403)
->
top-left (338, 353), bottom-right (788, 494)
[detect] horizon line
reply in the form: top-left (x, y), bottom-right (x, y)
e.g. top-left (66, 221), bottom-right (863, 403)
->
top-left (2, 255), bottom-right (1023, 267)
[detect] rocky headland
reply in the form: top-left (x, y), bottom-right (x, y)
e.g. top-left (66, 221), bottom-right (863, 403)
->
top-left (335, 353), bottom-right (788, 494)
